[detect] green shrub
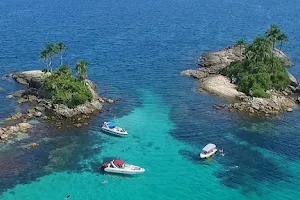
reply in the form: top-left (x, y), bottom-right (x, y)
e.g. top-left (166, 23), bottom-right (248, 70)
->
top-left (226, 32), bottom-right (290, 98)
top-left (251, 86), bottom-right (270, 98)
top-left (44, 65), bottom-right (93, 108)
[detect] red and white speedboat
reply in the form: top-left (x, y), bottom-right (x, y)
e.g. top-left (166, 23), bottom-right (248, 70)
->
top-left (102, 159), bottom-right (145, 175)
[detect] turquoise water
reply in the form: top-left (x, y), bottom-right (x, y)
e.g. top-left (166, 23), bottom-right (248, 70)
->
top-left (1, 0), bottom-right (300, 199)
top-left (0, 91), bottom-right (242, 200)
top-left (1, 91), bottom-right (300, 200)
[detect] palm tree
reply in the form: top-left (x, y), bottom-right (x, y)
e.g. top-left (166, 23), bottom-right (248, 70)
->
top-left (57, 42), bottom-right (66, 66)
top-left (236, 39), bottom-right (248, 55)
top-left (246, 35), bottom-right (271, 67)
top-left (265, 25), bottom-right (282, 49)
top-left (277, 32), bottom-right (288, 50)
top-left (40, 49), bottom-right (49, 71)
top-left (76, 60), bottom-right (88, 79)
top-left (45, 43), bottom-right (58, 71)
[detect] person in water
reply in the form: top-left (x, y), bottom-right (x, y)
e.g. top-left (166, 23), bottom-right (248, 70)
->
top-left (219, 148), bottom-right (225, 156)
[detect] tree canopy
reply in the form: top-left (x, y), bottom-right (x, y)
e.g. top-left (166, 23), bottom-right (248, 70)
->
top-left (76, 60), bottom-right (88, 79)
top-left (40, 42), bottom-right (67, 71)
top-left (40, 42), bottom-right (92, 108)
top-left (44, 65), bottom-right (92, 108)
top-left (227, 25), bottom-right (290, 98)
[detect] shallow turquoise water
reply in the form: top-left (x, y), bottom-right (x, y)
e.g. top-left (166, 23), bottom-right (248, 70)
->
top-left (0, 91), bottom-right (242, 200)
top-left (1, 91), bottom-right (300, 200)
top-left (1, 0), bottom-right (300, 199)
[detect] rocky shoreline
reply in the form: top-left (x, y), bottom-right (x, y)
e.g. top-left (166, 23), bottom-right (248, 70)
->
top-left (182, 45), bottom-right (299, 117)
top-left (0, 70), bottom-right (114, 143)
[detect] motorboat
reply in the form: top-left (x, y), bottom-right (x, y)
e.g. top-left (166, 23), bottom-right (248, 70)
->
top-left (200, 143), bottom-right (217, 159)
top-left (101, 121), bottom-right (128, 136)
top-left (102, 159), bottom-right (145, 175)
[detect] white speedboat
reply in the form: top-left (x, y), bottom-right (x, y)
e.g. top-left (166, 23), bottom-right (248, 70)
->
top-left (200, 143), bottom-right (217, 159)
top-left (101, 122), bottom-right (128, 136)
top-left (102, 159), bottom-right (145, 175)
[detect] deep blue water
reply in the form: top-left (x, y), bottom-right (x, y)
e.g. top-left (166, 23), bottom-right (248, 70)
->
top-left (1, 0), bottom-right (300, 199)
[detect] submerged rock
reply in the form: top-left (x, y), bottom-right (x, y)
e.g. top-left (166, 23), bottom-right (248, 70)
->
top-left (4, 112), bottom-right (24, 121)
top-left (13, 90), bottom-right (25, 97)
top-left (23, 142), bottom-right (39, 151)
top-left (18, 122), bottom-right (32, 132)
top-left (0, 122), bottom-right (32, 142)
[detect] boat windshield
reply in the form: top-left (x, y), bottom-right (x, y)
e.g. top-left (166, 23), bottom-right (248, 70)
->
top-left (107, 122), bottom-right (116, 128)
top-left (201, 150), bottom-right (208, 154)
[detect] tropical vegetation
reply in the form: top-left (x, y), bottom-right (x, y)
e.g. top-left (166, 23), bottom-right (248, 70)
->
top-left (227, 25), bottom-right (290, 98)
top-left (40, 42), bottom-right (93, 108)
top-left (76, 60), bottom-right (89, 79)
top-left (40, 42), bottom-right (66, 71)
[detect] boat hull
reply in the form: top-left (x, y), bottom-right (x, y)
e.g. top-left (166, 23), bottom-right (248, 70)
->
top-left (104, 166), bottom-right (145, 175)
top-left (104, 168), bottom-right (145, 175)
top-left (101, 127), bottom-right (128, 137)
top-left (200, 149), bottom-right (217, 159)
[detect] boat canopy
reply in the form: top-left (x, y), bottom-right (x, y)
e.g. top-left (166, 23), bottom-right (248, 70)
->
top-left (113, 159), bottom-right (125, 166)
top-left (202, 143), bottom-right (216, 152)
top-left (107, 121), bottom-right (116, 128)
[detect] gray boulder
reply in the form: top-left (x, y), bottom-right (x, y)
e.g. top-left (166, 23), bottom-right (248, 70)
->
top-left (12, 70), bottom-right (50, 85)
top-left (288, 72), bottom-right (298, 87)
top-left (273, 48), bottom-right (294, 67)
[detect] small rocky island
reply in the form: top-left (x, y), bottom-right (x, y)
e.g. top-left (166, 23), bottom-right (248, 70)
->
top-left (1, 42), bottom-right (114, 142)
top-left (182, 25), bottom-right (300, 116)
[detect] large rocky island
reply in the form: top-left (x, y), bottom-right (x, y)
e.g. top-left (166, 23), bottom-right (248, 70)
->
top-left (182, 25), bottom-right (300, 117)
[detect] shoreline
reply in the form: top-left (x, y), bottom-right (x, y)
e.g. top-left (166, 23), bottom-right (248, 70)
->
top-left (0, 70), bottom-right (115, 143)
top-left (182, 45), bottom-right (298, 117)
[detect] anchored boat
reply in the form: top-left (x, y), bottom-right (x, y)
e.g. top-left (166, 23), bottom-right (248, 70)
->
top-left (200, 143), bottom-right (217, 159)
top-left (101, 122), bottom-right (128, 136)
top-left (102, 159), bottom-right (145, 175)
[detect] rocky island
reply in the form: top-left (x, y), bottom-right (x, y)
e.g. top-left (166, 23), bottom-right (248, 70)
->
top-left (0, 42), bottom-right (113, 142)
top-left (182, 25), bottom-right (299, 116)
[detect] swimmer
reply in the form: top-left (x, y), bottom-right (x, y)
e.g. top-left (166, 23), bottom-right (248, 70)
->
top-left (102, 180), bottom-right (108, 184)
top-left (65, 195), bottom-right (70, 200)
top-left (219, 148), bottom-right (225, 156)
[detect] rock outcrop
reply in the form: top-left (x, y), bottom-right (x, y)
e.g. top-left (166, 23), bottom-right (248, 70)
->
top-left (225, 90), bottom-right (296, 116)
top-left (273, 48), bottom-right (294, 67)
top-left (182, 45), bottom-right (298, 116)
top-left (201, 75), bottom-right (245, 100)
top-left (11, 70), bottom-right (105, 118)
top-left (182, 45), bottom-right (293, 81)
top-left (12, 70), bottom-right (50, 86)
top-left (0, 122), bottom-right (32, 142)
